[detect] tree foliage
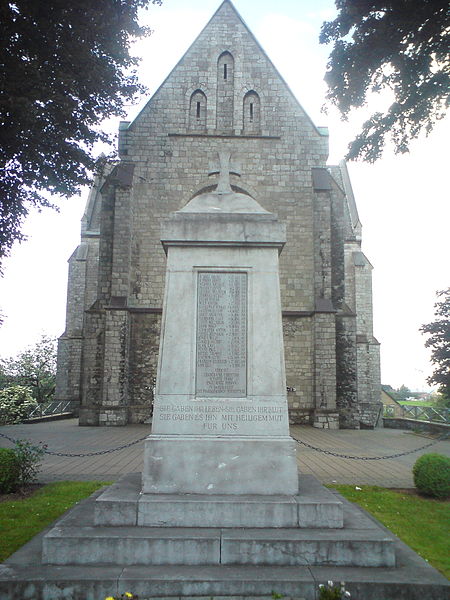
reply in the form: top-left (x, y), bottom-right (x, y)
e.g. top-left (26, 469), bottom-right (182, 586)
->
top-left (0, 0), bottom-right (162, 267)
top-left (420, 289), bottom-right (450, 398)
top-left (320, 0), bottom-right (449, 161)
top-left (0, 336), bottom-right (57, 403)
top-left (395, 384), bottom-right (412, 400)
top-left (0, 386), bottom-right (37, 425)
top-left (429, 391), bottom-right (450, 410)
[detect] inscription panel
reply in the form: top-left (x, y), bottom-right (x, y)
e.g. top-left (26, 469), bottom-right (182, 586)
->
top-left (196, 272), bottom-right (247, 397)
top-left (153, 401), bottom-right (286, 435)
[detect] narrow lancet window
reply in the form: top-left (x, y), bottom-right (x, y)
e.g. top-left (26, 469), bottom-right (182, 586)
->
top-left (216, 52), bottom-right (234, 132)
top-left (243, 91), bottom-right (260, 134)
top-left (189, 90), bottom-right (207, 131)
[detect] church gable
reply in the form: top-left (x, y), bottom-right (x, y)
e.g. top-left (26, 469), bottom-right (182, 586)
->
top-left (122, 0), bottom-right (326, 155)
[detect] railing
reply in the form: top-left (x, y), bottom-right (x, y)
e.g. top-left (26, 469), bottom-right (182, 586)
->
top-left (27, 400), bottom-right (76, 419)
top-left (383, 404), bottom-right (450, 424)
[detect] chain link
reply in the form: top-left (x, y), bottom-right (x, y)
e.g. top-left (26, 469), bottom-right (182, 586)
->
top-left (292, 434), bottom-right (448, 460)
top-left (0, 431), bottom-right (147, 457)
top-left (1, 430), bottom-right (447, 461)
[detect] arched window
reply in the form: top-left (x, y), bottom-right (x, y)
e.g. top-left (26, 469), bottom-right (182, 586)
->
top-left (216, 52), bottom-right (234, 132)
top-left (243, 91), bottom-right (261, 134)
top-left (189, 90), bottom-right (207, 131)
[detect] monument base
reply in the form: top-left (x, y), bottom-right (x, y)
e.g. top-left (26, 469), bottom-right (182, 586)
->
top-left (142, 435), bottom-right (299, 495)
top-left (2, 474), bottom-right (448, 600)
top-left (95, 473), bottom-right (343, 528)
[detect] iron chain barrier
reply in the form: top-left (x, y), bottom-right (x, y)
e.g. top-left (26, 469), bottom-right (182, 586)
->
top-left (1, 430), bottom-right (448, 460)
top-left (0, 431), bottom-right (147, 457)
top-left (291, 434), bottom-right (448, 460)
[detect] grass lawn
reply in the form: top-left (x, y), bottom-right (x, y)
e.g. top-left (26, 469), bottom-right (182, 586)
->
top-left (330, 485), bottom-right (450, 579)
top-left (0, 481), bottom-right (109, 562)
top-left (397, 400), bottom-right (435, 407)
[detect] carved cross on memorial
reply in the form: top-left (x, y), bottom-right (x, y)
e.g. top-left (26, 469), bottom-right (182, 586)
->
top-left (208, 151), bottom-right (241, 194)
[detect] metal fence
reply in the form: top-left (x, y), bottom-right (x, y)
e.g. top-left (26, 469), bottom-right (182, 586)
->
top-left (27, 400), bottom-right (76, 419)
top-left (383, 404), bottom-right (449, 424)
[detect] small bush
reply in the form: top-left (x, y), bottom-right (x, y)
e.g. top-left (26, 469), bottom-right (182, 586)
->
top-left (0, 448), bottom-right (21, 493)
top-left (0, 440), bottom-right (46, 494)
top-left (13, 439), bottom-right (46, 487)
top-left (0, 386), bottom-right (38, 425)
top-left (413, 453), bottom-right (450, 499)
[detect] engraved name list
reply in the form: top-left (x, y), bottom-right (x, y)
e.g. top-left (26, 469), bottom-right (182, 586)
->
top-left (196, 271), bottom-right (247, 397)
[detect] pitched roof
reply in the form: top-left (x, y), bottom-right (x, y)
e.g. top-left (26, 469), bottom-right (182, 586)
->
top-left (128, 0), bottom-right (324, 137)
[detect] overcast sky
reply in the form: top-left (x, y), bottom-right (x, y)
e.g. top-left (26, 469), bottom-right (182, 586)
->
top-left (0, 0), bottom-right (448, 391)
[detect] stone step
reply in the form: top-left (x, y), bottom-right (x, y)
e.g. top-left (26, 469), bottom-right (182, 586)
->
top-left (3, 563), bottom-right (449, 600)
top-left (221, 528), bottom-right (395, 567)
top-left (94, 472), bottom-right (343, 528)
top-left (42, 525), bottom-right (395, 567)
top-left (42, 526), bottom-right (221, 566)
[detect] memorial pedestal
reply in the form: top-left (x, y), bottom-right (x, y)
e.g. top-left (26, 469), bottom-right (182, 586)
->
top-left (142, 183), bottom-right (299, 497)
top-left (142, 435), bottom-right (298, 495)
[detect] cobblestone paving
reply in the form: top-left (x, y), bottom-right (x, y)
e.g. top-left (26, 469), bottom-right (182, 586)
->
top-left (1, 419), bottom-right (448, 487)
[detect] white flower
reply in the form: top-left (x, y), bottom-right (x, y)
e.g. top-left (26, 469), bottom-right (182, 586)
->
top-left (355, 486), bottom-right (362, 491)
top-left (328, 580), bottom-right (334, 586)
top-left (344, 592), bottom-right (351, 598)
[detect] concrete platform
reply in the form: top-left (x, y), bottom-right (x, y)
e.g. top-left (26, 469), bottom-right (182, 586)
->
top-left (1, 480), bottom-right (449, 599)
top-left (44, 475), bottom-right (389, 568)
top-left (95, 473), bottom-right (343, 528)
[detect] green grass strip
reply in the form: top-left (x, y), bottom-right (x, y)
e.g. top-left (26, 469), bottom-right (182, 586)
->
top-left (397, 400), bottom-right (434, 407)
top-left (330, 485), bottom-right (450, 578)
top-left (0, 481), bottom-right (110, 562)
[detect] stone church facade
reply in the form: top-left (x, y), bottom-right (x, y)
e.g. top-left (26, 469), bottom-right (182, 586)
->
top-left (56, 0), bottom-right (381, 428)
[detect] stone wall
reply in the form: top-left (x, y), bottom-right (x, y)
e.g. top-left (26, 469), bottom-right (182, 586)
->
top-left (383, 418), bottom-right (449, 436)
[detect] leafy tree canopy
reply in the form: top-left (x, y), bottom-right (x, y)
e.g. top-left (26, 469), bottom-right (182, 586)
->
top-left (0, 385), bottom-right (38, 425)
top-left (0, 0), bottom-right (161, 268)
top-left (320, 0), bottom-right (449, 161)
top-left (0, 335), bottom-right (57, 403)
top-left (395, 384), bottom-right (412, 400)
top-left (429, 391), bottom-right (450, 410)
top-left (420, 289), bottom-right (450, 399)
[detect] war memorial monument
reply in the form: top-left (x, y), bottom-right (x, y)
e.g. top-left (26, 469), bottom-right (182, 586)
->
top-left (1, 2), bottom-right (448, 599)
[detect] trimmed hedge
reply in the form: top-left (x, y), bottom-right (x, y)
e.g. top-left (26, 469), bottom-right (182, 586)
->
top-left (0, 448), bottom-right (21, 493)
top-left (413, 453), bottom-right (450, 499)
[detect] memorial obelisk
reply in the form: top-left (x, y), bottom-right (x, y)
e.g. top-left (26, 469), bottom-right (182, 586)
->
top-left (142, 152), bottom-right (298, 496)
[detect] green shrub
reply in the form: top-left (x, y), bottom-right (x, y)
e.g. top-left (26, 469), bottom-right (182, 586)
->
top-left (0, 448), bottom-right (21, 493)
top-left (413, 453), bottom-right (450, 499)
top-left (0, 440), bottom-right (46, 494)
top-left (0, 386), bottom-right (38, 425)
top-left (13, 439), bottom-right (46, 487)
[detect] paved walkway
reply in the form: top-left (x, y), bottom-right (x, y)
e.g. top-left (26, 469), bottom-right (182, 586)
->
top-left (1, 419), bottom-right (448, 487)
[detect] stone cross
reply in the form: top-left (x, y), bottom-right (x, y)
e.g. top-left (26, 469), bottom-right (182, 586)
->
top-left (208, 151), bottom-right (241, 194)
